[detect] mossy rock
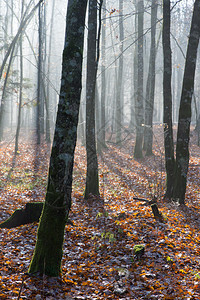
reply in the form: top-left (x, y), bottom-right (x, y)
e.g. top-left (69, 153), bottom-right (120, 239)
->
top-left (133, 244), bottom-right (145, 259)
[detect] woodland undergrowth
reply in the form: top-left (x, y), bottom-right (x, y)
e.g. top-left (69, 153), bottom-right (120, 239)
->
top-left (0, 126), bottom-right (200, 299)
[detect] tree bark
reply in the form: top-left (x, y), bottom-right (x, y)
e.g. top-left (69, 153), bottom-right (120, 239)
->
top-left (134, 0), bottom-right (144, 159)
top-left (173, 0), bottom-right (200, 204)
top-left (144, 0), bottom-right (158, 156)
top-left (46, 0), bottom-right (56, 144)
top-left (130, 8), bottom-right (138, 131)
top-left (99, 0), bottom-right (106, 149)
top-left (0, 42), bottom-right (16, 141)
top-left (116, 0), bottom-right (124, 145)
top-left (162, 0), bottom-right (175, 199)
top-left (28, 0), bottom-right (88, 277)
top-left (84, 0), bottom-right (100, 199)
top-left (37, 2), bottom-right (44, 144)
top-left (15, 1), bottom-right (24, 155)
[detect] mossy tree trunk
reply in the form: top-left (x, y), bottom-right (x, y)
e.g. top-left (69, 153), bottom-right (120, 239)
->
top-left (162, 0), bottom-right (175, 199)
top-left (28, 0), bottom-right (88, 277)
top-left (84, 0), bottom-right (100, 199)
top-left (173, 0), bottom-right (200, 205)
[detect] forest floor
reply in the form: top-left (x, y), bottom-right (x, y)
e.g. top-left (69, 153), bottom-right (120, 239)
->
top-left (0, 125), bottom-right (200, 299)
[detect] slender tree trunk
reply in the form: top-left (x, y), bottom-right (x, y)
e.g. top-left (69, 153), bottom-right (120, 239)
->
top-left (99, 0), bottom-right (106, 149)
top-left (130, 9), bottom-right (138, 130)
top-left (28, 0), bottom-right (88, 277)
top-left (37, 2), bottom-right (43, 144)
top-left (144, 0), bottom-right (158, 156)
top-left (0, 42), bottom-right (16, 141)
top-left (78, 104), bottom-right (85, 146)
top-left (173, 0), bottom-right (200, 204)
top-left (134, 0), bottom-right (144, 158)
top-left (162, 0), bottom-right (175, 199)
top-left (84, 0), bottom-right (100, 199)
top-left (0, 0), bottom-right (43, 81)
top-left (116, 0), bottom-right (124, 145)
top-left (46, 0), bottom-right (56, 143)
top-left (15, 1), bottom-right (24, 155)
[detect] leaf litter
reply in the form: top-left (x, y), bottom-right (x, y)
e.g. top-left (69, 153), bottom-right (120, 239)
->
top-left (0, 126), bottom-right (200, 299)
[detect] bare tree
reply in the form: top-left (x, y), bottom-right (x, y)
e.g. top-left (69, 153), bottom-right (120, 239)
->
top-left (28, 0), bottom-right (88, 276)
top-left (162, 0), bottom-right (175, 199)
top-left (134, 0), bottom-right (144, 158)
top-left (84, 0), bottom-right (102, 199)
top-left (173, 0), bottom-right (200, 204)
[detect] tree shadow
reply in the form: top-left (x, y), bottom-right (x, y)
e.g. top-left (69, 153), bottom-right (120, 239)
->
top-left (177, 204), bottom-right (200, 230)
top-left (101, 147), bottom-right (163, 198)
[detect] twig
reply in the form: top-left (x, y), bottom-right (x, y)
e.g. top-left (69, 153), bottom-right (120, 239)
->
top-left (133, 197), bottom-right (151, 203)
top-left (133, 197), bottom-right (157, 206)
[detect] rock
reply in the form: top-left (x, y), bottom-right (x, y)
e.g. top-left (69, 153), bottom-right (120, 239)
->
top-left (133, 244), bottom-right (145, 260)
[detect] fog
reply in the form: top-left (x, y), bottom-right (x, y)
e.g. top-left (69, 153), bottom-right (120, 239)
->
top-left (0, 0), bottom-right (198, 143)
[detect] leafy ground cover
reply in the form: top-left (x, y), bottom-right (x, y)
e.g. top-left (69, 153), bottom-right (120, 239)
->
top-left (0, 126), bottom-right (200, 299)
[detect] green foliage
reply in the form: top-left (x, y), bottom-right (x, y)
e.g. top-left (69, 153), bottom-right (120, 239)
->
top-left (92, 231), bottom-right (116, 244)
top-left (96, 211), bottom-right (109, 219)
top-left (166, 256), bottom-right (173, 263)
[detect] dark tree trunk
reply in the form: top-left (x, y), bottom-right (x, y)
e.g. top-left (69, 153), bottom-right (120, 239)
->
top-left (28, 0), bottom-right (87, 277)
top-left (84, 0), bottom-right (100, 199)
top-left (144, 0), bottom-right (158, 156)
top-left (162, 0), bottom-right (175, 199)
top-left (134, 0), bottom-right (144, 159)
top-left (173, 0), bottom-right (200, 205)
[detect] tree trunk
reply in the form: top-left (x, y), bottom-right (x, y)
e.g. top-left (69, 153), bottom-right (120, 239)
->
top-left (84, 0), bottom-right (100, 199)
top-left (162, 0), bottom-right (175, 199)
top-left (99, 0), bottom-right (106, 149)
top-left (173, 0), bottom-right (200, 204)
top-left (28, 0), bottom-right (88, 277)
top-left (46, 0), bottom-right (56, 144)
top-left (0, 42), bottom-right (16, 141)
top-left (134, 0), bottom-right (144, 159)
top-left (144, 0), bottom-right (158, 156)
top-left (0, 0), bottom-right (43, 81)
top-left (116, 0), bottom-right (124, 145)
top-left (130, 9), bottom-right (138, 131)
top-left (36, 2), bottom-right (43, 144)
top-left (15, 1), bottom-right (24, 155)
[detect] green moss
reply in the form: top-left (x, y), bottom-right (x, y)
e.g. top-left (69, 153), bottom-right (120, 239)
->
top-left (0, 202), bottom-right (44, 228)
top-left (133, 244), bottom-right (145, 259)
top-left (28, 202), bottom-right (66, 277)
